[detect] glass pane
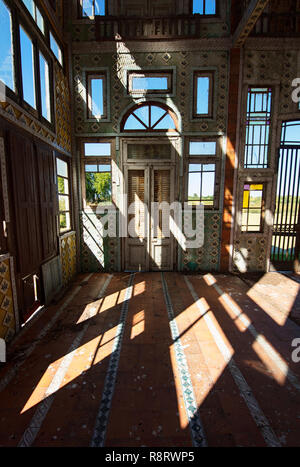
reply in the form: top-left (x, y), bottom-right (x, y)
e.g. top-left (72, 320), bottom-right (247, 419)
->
top-left (85, 171), bottom-right (112, 205)
top-left (150, 106), bottom-right (166, 127)
top-left (82, 0), bottom-right (93, 16)
top-left (132, 76), bottom-right (168, 91)
top-left (153, 113), bottom-right (176, 130)
top-left (57, 176), bottom-right (69, 194)
top-left (84, 142), bottom-right (111, 156)
top-left (193, 0), bottom-right (204, 14)
top-left (22, 0), bottom-right (34, 17)
top-left (36, 7), bottom-right (45, 34)
top-left (133, 106), bottom-right (149, 127)
top-left (282, 122), bottom-right (300, 145)
top-left (189, 164), bottom-right (202, 172)
top-left (249, 190), bottom-right (263, 208)
top-left (56, 158), bottom-right (68, 177)
top-left (202, 171), bottom-right (215, 203)
top-left (190, 141), bottom-right (216, 156)
top-left (20, 26), bottom-right (36, 108)
top-left (0, 0), bottom-right (14, 91)
top-left (205, 0), bottom-right (216, 14)
top-left (60, 212), bottom-right (70, 232)
top-left (188, 173), bottom-right (201, 200)
top-left (197, 76), bottom-right (210, 115)
top-left (39, 52), bottom-right (51, 121)
top-left (85, 164), bottom-right (98, 172)
top-left (98, 164), bottom-right (110, 172)
top-left (124, 114), bottom-right (146, 130)
top-left (95, 0), bottom-right (105, 15)
top-left (59, 195), bottom-right (69, 211)
top-left (203, 164), bottom-right (215, 172)
top-left (90, 78), bottom-right (104, 117)
top-left (50, 32), bottom-right (62, 65)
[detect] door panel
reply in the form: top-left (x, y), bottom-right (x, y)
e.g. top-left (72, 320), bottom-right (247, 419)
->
top-left (124, 165), bottom-right (174, 271)
top-left (9, 132), bottom-right (42, 273)
top-left (125, 169), bottom-right (148, 271)
top-left (150, 168), bottom-right (173, 271)
top-left (36, 144), bottom-right (58, 261)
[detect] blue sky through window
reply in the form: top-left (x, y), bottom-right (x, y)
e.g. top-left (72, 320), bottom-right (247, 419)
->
top-left (20, 26), bottom-right (36, 108)
top-left (0, 0), bottom-right (14, 91)
top-left (91, 78), bottom-right (104, 117)
top-left (50, 32), bottom-right (62, 65)
top-left (132, 77), bottom-right (168, 91)
top-left (197, 77), bottom-right (210, 115)
top-left (39, 52), bottom-right (51, 121)
top-left (84, 142), bottom-right (111, 156)
top-left (82, 0), bottom-right (105, 16)
top-left (193, 0), bottom-right (216, 15)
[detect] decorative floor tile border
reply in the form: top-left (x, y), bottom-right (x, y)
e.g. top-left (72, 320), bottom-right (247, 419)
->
top-left (161, 273), bottom-right (207, 448)
top-left (207, 274), bottom-right (300, 394)
top-left (90, 273), bottom-right (135, 447)
top-left (184, 276), bottom-right (281, 448)
top-left (18, 274), bottom-right (113, 447)
top-left (0, 274), bottom-right (94, 393)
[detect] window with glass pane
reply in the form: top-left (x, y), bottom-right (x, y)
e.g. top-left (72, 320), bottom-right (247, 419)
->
top-left (20, 26), bottom-right (36, 109)
top-left (188, 163), bottom-right (215, 206)
top-left (0, 0), bottom-right (14, 91)
top-left (57, 158), bottom-right (71, 233)
top-left (81, 0), bottom-right (105, 17)
top-left (194, 72), bottom-right (213, 117)
top-left (128, 72), bottom-right (172, 95)
top-left (50, 32), bottom-right (63, 66)
top-left (21, 0), bottom-right (45, 34)
top-left (87, 74), bottom-right (106, 119)
top-left (39, 52), bottom-right (51, 121)
top-left (193, 0), bottom-right (216, 15)
top-left (122, 103), bottom-right (177, 132)
top-left (244, 87), bottom-right (272, 169)
top-left (242, 184), bottom-right (264, 232)
top-left (84, 142), bottom-right (111, 157)
top-left (189, 141), bottom-right (217, 156)
top-left (85, 163), bottom-right (112, 206)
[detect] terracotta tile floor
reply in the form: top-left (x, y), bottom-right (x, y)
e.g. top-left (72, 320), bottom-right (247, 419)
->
top-left (0, 272), bottom-right (299, 447)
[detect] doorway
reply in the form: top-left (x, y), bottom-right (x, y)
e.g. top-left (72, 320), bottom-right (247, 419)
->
top-left (123, 140), bottom-right (176, 272)
top-left (271, 121), bottom-right (300, 271)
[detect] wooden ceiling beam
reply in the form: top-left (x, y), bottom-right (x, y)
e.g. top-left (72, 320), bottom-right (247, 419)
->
top-left (233, 0), bottom-right (270, 47)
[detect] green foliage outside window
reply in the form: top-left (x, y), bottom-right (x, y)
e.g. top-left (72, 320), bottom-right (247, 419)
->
top-left (86, 172), bottom-right (112, 205)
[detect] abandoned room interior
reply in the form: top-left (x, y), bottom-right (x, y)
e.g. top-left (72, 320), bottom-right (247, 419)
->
top-left (0, 0), bottom-right (299, 449)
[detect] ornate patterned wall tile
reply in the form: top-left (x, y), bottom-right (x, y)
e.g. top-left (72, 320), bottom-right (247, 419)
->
top-left (60, 232), bottom-right (77, 286)
top-left (0, 257), bottom-right (17, 343)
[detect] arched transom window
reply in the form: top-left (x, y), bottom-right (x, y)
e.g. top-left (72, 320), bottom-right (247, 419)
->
top-left (121, 102), bottom-right (179, 132)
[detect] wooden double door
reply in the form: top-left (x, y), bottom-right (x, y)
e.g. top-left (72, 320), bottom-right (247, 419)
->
top-left (124, 164), bottom-right (175, 271)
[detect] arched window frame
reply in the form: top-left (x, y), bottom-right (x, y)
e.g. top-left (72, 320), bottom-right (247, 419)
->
top-left (120, 102), bottom-right (179, 133)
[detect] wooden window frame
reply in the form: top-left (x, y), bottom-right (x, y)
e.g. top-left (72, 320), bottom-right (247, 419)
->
top-left (241, 183), bottom-right (266, 234)
top-left (121, 102), bottom-right (179, 133)
top-left (193, 71), bottom-right (214, 119)
top-left (18, 20), bottom-right (55, 129)
top-left (185, 137), bottom-right (221, 210)
top-left (186, 161), bottom-right (219, 210)
top-left (1, 0), bottom-right (57, 129)
top-left (127, 71), bottom-right (173, 96)
top-left (86, 72), bottom-right (107, 120)
top-left (81, 138), bottom-right (115, 210)
top-left (243, 86), bottom-right (273, 170)
top-left (56, 154), bottom-right (73, 235)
